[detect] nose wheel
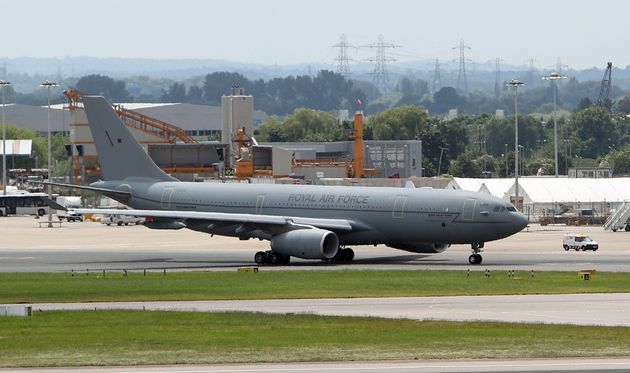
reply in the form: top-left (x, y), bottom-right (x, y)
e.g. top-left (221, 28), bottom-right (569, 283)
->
top-left (468, 254), bottom-right (482, 265)
top-left (468, 242), bottom-right (484, 265)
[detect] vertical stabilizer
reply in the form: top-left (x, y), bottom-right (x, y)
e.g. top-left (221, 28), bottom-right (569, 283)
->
top-left (82, 96), bottom-right (176, 182)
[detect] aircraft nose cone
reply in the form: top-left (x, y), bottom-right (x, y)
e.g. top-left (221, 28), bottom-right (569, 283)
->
top-left (514, 212), bottom-right (528, 232)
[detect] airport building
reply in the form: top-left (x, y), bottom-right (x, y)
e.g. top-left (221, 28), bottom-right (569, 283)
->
top-left (1, 101), bottom-right (267, 140)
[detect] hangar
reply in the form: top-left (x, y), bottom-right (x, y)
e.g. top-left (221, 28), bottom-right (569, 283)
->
top-left (2, 102), bottom-right (267, 139)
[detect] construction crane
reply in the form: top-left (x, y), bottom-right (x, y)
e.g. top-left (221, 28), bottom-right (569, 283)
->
top-left (597, 62), bottom-right (613, 111)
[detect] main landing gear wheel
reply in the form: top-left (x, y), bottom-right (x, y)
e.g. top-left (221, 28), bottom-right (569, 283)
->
top-left (254, 250), bottom-right (290, 265)
top-left (468, 254), bottom-right (482, 265)
top-left (254, 251), bottom-right (266, 264)
top-left (331, 248), bottom-right (355, 262)
top-left (469, 242), bottom-right (484, 265)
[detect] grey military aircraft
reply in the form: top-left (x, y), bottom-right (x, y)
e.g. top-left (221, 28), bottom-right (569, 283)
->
top-left (65, 96), bottom-right (527, 265)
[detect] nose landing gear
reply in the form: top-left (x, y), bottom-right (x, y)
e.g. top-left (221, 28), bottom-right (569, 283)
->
top-left (468, 242), bottom-right (484, 265)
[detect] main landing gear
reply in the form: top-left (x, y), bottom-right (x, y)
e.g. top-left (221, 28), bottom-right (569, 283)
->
top-left (331, 247), bottom-right (355, 262)
top-left (468, 242), bottom-right (484, 265)
top-left (254, 250), bottom-right (290, 265)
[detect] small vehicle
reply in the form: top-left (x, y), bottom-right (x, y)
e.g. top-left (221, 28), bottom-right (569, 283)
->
top-left (59, 209), bottom-right (83, 222)
top-left (101, 214), bottom-right (141, 226)
top-left (562, 234), bottom-right (599, 251)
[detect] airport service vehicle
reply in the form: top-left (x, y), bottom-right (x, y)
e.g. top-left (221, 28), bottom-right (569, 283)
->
top-left (60, 209), bottom-right (83, 222)
top-left (563, 234), bottom-right (599, 251)
top-left (52, 96), bottom-right (528, 265)
top-left (56, 196), bottom-right (83, 222)
top-left (101, 213), bottom-right (140, 226)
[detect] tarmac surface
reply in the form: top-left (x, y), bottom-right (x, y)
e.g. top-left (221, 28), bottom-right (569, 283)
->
top-left (32, 292), bottom-right (630, 327)
top-left (4, 358), bottom-right (630, 373)
top-left (0, 216), bottom-right (629, 272)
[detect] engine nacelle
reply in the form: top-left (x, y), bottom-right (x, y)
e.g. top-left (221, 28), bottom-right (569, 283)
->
top-left (271, 229), bottom-right (339, 259)
top-left (386, 242), bottom-right (450, 253)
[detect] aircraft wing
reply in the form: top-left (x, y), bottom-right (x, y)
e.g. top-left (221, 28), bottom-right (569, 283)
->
top-left (74, 208), bottom-right (355, 232)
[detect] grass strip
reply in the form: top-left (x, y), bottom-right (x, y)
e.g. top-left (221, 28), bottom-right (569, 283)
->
top-left (1, 310), bottom-right (629, 367)
top-left (1, 270), bottom-right (628, 303)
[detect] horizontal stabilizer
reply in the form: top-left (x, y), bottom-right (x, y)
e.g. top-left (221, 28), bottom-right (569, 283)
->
top-left (39, 181), bottom-right (131, 201)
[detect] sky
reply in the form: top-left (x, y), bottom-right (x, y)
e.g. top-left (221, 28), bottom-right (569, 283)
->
top-left (3, 0), bottom-right (629, 70)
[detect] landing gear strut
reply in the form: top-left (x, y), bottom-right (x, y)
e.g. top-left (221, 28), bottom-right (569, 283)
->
top-left (331, 247), bottom-right (355, 262)
top-left (254, 250), bottom-right (290, 265)
top-left (468, 242), bottom-right (484, 265)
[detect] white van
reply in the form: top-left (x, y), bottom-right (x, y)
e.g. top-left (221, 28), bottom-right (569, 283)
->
top-left (562, 234), bottom-right (599, 251)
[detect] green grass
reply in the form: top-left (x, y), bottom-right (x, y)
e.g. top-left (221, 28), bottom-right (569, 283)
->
top-left (1, 310), bottom-right (630, 367)
top-left (0, 270), bottom-right (628, 303)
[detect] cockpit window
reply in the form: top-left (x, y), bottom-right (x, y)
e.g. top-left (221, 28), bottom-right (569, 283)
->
top-left (506, 206), bottom-right (517, 212)
top-left (493, 206), bottom-right (500, 212)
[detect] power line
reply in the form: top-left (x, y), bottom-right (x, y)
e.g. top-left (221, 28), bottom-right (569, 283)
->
top-left (452, 39), bottom-right (471, 92)
top-left (332, 34), bottom-right (352, 78)
top-left (365, 34), bottom-right (399, 90)
top-left (432, 58), bottom-right (442, 93)
top-left (494, 58), bottom-right (502, 97)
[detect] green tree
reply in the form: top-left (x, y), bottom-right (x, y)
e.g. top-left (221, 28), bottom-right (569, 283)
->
top-left (366, 105), bottom-right (429, 140)
top-left (76, 74), bottom-right (131, 102)
top-left (429, 87), bottom-right (463, 114)
top-left (161, 82), bottom-right (187, 102)
top-left (257, 109), bottom-right (341, 142)
top-left (569, 107), bottom-right (617, 158)
top-left (449, 151), bottom-right (483, 177)
top-left (615, 94), bottom-right (630, 114)
top-left (202, 72), bottom-right (249, 105)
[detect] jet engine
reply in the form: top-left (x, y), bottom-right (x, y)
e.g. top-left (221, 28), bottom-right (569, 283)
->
top-left (271, 229), bottom-right (339, 259)
top-left (386, 242), bottom-right (450, 253)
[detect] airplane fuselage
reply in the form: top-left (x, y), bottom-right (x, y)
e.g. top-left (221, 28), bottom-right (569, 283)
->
top-left (94, 179), bottom-right (527, 247)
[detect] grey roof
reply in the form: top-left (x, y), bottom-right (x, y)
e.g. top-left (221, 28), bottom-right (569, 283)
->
top-left (3, 103), bottom-right (268, 133)
top-left (131, 103), bottom-right (268, 131)
top-left (2, 104), bottom-right (69, 133)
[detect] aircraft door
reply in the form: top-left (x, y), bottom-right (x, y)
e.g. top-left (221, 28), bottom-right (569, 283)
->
top-left (256, 194), bottom-right (265, 214)
top-left (392, 196), bottom-right (407, 219)
top-left (462, 199), bottom-right (477, 221)
top-left (161, 188), bottom-right (175, 209)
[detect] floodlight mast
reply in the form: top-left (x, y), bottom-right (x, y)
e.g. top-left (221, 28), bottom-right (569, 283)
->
top-left (0, 80), bottom-right (10, 196)
top-left (40, 80), bottom-right (58, 227)
top-left (506, 79), bottom-right (524, 210)
top-left (542, 72), bottom-right (567, 177)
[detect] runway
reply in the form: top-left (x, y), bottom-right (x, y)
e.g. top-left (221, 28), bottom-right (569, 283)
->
top-left (1, 217), bottom-right (629, 272)
top-left (5, 358), bottom-right (630, 372)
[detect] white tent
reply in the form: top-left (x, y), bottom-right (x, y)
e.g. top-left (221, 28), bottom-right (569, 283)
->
top-left (503, 177), bottom-right (630, 219)
top-left (447, 178), bottom-right (514, 199)
top-left (447, 177), bottom-right (630, 221)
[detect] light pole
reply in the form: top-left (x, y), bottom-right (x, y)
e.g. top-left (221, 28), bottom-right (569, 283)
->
top-left (504, 143), bottom-right (508, 177)
top-left (40, 80), bottom-right (58, 227)
top-left (0, 80), bottom-right (10, 196)
top-left (437, 147), bottom-right (448, 176)
top-left (506, 79), bottom-right (524, 210)
top-left (542, 72), bottom-right (567, 177)
top-left (518, 145), bottom-right (525, 176)
top-left (563, 139), bottom-right (571, 174)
